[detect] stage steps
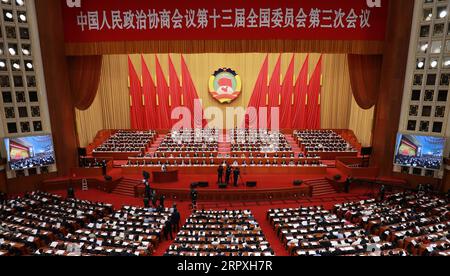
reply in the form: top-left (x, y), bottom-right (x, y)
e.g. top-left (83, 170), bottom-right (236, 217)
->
top-left (284, 134), bottom-right (302, 154)
top-left (305, 178), bottom-right (337, 197)
top-left (112, 178), bottom-right (141, 197)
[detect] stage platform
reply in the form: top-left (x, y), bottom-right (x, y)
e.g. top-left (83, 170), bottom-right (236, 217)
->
top-left (119, 165), bottom-right (327, 175)
top-left (124, 172), bottom-right (335, 202)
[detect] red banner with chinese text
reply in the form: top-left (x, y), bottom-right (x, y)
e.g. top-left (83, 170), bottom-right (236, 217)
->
top-left (62, 0), bottom-right (389, 43)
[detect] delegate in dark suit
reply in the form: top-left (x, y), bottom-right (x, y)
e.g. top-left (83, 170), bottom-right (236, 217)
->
top-left (225, 166), bottom-right (232, 185)
top-left (233, 168), bottom-right (240, 187)
top-left (217, 165), bottom-right (224, 183)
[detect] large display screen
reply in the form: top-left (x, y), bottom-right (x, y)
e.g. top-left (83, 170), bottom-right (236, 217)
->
top-left (394, 133), bottom-right (446, 170)
top-left (4, 135), bottom-right (55, 171)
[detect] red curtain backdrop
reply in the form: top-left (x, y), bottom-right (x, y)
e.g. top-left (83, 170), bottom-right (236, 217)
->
top-left (141, 55), bottom-right (157, 129)
top-left (180, 55), bottom-right (207, 128)
top-left (67, 55), bottom-right (103, 111)
top-left (292, 55), bottom-right (309, 130)
top-left (267, 55), bottom-right (282, 129)
top-left (128, 56), bottom-right (145, 129)
top-left (348, 54), bottom-right (383, 110)
top-left (243, 55), bottom-right (269, 129)
top-left (280, 55), bottom-right (295, 129)
top-left (155, 56), bottom-right (172, 130)
top-left (306, 55), bottom-right (323, 129)
top-left (168, 56), bottom-right (182, 109)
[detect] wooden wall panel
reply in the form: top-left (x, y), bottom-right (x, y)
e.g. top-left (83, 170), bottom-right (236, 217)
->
top-left (370, 0), bottom-right (415, 176)
top-left (35, 0), bottom-right (78, 176)
top-left (0, 170), bottom-right (6, 193)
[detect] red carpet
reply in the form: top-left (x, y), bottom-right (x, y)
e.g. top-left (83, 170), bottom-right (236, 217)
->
top-left (124, 173), bottom-right (327, 191)
top-left (51, 188), bottom-right (369, 256)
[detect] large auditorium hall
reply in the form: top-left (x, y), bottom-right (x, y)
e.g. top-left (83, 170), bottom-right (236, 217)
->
top-left (0, 0), bottom-right (449, 265)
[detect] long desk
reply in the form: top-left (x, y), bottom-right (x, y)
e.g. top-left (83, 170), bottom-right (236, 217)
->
top-left (128, 157), bottom-right (321, 164)
top-left (151, 151), bottom-right (295, 158)
top-left (122, 165), bottom-right (327, 175)
top-left (152, 170), bottom-right (179, 183)
top-left (92, 152), bottom-right (141, 159)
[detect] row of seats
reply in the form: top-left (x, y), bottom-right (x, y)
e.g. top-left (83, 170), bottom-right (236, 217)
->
top-left (136, 152), bottom-right (319, 159)
top-left (230, 129), bottom-right (292, 153)
top-left (267, 206), bottom-right (404, 256)
top-left (334, 192), bottom-right (450, 256)
top-left (294, 130), bottom-right (356, 153)
top-left (35, 206), bottom-right (174, 256)
top-left (0, 191), bottom-right (112, 256)
top-left (268, 191), bottom-right (449, 256)
top-left (0, 192), bottom-right (173, 256)
top-left (165, 210), bottom-right (274, 256)
top-left (157, 129), bottom-right (219, 152)
top-left (123, 159), bottom-right (324, 168)
top-left (94, 130), bottom-right (157, 153)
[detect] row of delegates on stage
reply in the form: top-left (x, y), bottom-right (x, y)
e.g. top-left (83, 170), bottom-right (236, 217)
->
top-left (157, 129), bottom-right (219, 152)
top-left (230, 129), bottom-right (292, 153)
top-left (0, 191), bottom-right (112, 256)
top-left (165, 210), bottom-right (275, 256)
top-left (333, 191), bottom-right (450, 256)
top-left (123, 159), bottom-right (324, 168)
top-left (136, 152), bottom-right (320, 159)
top-left (80, 158), bottom-right (108, 168)
top-left (93, 130), bottom-right (157, 153)
top-left (294, 130), bottom-right (356, 153)
top-left (36, 204), bottom-right (176, 256)
top-left (268, 205), bottom-right (408, 256)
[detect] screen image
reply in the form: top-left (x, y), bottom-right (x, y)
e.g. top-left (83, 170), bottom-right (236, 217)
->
top-left (4, 135), bottom-right (55, 171)
top-left (394, 133), bottom-right (446, 170)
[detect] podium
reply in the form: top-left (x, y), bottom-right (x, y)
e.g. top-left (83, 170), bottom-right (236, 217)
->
top-left (152, 170), bottom-right (179, 183)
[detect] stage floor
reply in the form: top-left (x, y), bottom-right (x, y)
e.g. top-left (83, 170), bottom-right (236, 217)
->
top-left (123, 173), bottom-right (327, 191)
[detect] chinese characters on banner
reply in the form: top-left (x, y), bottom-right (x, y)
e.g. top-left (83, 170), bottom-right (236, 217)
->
top-left (62, 0), bottom-right (389, 43)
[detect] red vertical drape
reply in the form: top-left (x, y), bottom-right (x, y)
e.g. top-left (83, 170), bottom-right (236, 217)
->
top-left (128, 56), bottom-right (145, 129)
top-left (280, 55), bottom-right (295, 130)
top-left (243, 55), bottom-right (269, 129)
top-left (292, 55), bottom-right (309, 130)
top-left (267, 55), bottom-right (282, 129)
top-left (168, 55), bottom-right (182, 126)
top-left (155, 56), bottom-right (172, 130)
top-left (306, 55), bottom-right (322, 130)
top-left (67, 55), bottom-right (103, 111)
top-left (348, 54), bottom-right (382, 110)
top-left (141, 55), bottom-right (157, 129)
top-left (180, 55), bottom-right (207, 128)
